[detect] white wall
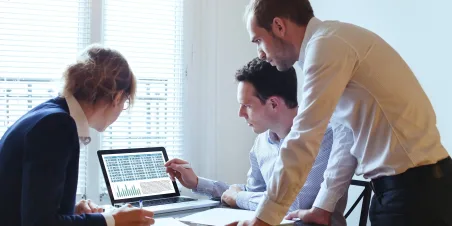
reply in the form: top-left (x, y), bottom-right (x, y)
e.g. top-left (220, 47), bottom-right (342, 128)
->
top-left (184, 0), bottom-right (256, 185)
top-left (185, 0), bottom-right (452, 225)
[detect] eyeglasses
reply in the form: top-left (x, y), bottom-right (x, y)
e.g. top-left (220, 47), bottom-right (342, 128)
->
top-left (123, 96), bottom-right (130, 110)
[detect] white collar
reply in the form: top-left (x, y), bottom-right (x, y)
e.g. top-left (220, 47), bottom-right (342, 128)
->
top-left (267, 130), bottom-right (282, 145)
top-left (65, 94), bottom-right (91, 145)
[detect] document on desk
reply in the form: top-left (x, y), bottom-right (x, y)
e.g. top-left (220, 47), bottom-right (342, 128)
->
top-left (154, 217), bottom-right (187, 226)
top-left (179, 208), bottom-right (295, 226)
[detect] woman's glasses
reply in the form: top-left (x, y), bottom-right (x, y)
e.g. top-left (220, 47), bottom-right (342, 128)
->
top-left (123, 96), bottom-right (130, 110)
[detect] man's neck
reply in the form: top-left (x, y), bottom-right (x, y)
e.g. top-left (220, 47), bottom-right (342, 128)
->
top-left (271, 108), bottom-right (298, 140)
top-left (286, 23), bottom-right (307, 60)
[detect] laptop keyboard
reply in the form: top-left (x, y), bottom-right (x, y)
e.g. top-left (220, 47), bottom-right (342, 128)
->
top-left (131, 197), bottom-right (197, 207)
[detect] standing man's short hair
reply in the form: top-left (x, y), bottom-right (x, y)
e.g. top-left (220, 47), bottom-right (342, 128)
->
top-left (245, 0), bottom-right (314, 31)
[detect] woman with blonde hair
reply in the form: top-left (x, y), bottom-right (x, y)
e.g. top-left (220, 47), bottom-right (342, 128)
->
top-left (0, 44), bottom-right (155, 226)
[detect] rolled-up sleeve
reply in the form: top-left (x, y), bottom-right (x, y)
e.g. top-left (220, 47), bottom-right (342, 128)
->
top-left (236, 191), bottom-right (264, 211)
top-left (255, 36), bottom-right (358, 225)
top-left (235, 146), bottom-right (267, 210)
top-left (313, 122), bottom-right (356, 212)
top-left (192, 177), bottom-right (229, 198)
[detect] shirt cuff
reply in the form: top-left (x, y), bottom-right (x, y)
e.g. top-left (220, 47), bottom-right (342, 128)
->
top-left (312, 186), bottom-right (342, 212)
top-left (232, 183), bottom-right (246, 191)
top-left (236, 191), bottom-right (254, 210)
top-left (101, 213), bottom-right (115, 226)
top-left (255, 195), bottom-right (289, 225)
top-left (192, 177), bottom-right (216, 196)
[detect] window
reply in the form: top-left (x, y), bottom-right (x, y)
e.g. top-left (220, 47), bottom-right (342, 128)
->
top-left (0, 0), bottom-right (184, 202)
top-left (0, 0), bottom-right (90, 198)
top-left (102, 0), bottom-right (184, 157)
top-left (99, 0), bottom-right (184, 198)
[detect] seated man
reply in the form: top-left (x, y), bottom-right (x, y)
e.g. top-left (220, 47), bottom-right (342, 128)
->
top-left (165, 58), bottom-right (352, 225)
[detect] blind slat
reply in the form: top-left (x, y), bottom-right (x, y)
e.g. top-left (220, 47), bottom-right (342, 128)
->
top-left (99, 0), bottom-right (184, 195)
top-left (0, 0), bottom-right (90, 196)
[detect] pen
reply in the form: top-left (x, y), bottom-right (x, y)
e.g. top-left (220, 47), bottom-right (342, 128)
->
top-left (139, 200), bottom-right (143, 209)
top-left (180, 163), bottom-right (191, 169)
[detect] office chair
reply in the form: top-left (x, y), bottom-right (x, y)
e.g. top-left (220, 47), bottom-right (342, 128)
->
top-left (344, 179), bottom-right (372, 226)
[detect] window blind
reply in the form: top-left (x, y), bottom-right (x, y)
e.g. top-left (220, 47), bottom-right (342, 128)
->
top-left (0, 0), bottom-right (90, 197)
top-left (100, 0), bottom-right (184, 194)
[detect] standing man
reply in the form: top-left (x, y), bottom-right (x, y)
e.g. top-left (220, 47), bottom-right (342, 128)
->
top-left (236, 0), bottom-right (452, 226)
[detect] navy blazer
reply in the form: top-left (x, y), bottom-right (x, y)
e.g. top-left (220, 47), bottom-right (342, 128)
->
top-left (0, 97), bottom-right (106, 226)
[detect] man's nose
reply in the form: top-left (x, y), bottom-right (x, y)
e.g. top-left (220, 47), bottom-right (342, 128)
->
top-left (238, 106), bottom-right (246, 118)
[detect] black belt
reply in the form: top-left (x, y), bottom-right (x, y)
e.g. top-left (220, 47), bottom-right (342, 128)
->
top-left (370, 157), bottom-right (452, 195)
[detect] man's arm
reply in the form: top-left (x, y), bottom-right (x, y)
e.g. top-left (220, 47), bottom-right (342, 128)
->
top-left (195, 144), bottom-right (266, 202)
top-left (234, 149), bottom-right (267, 210)
top-left (255, 36), bottom-right (359, 225)
top-left (193, 177), bottom-right (230, 198)
top-left (313, 122), bottom-right (357, 212)
top-left (285, 123), bottom-right (357, 224)
top-left (21, 113), bottom-right (106, 226)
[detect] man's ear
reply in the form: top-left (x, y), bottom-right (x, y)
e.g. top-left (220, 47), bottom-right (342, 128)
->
top-left (268, 97), bottom-right (279, 109)
top-left (272, 17), bottom-right (286, 37)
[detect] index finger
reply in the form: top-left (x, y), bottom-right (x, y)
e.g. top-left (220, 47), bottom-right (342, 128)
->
top-left (284, 210), bottom-right (300, 220)
top-left (129, 207), bottom-right (154, 221)
top-left (87, 200), bottom-right (97, 211)
top-left (142, 217), bottom-right (155, 225)
top-left (141, 209), bottom-right (154, 218)
top-left (131, 209), bottom-right (154, 219)
top-left (164, 158), bottom-right (188, 166)
top-left (166, 168), bottom-right (176, 181)
top-left (80, 201), bottom-right (92, 213)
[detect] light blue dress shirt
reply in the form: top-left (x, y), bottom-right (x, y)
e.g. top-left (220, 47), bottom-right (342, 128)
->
top-left (193, 125), bottom-right (348, 226)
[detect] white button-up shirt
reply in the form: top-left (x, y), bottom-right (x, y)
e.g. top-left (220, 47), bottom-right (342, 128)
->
top-left (194, 127), bottom-right (349, 225)
top-left (255, 17), bottom-right (450, 225)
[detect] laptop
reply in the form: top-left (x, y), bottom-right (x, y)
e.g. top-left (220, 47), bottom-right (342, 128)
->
top-left (97, 147), bottom-right (219, 214)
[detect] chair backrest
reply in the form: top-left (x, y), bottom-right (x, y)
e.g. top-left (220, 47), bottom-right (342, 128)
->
top-left (345, 179), bottom-right (372, 226)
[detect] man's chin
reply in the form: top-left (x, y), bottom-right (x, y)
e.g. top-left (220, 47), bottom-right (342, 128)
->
top-left (274, 58), bottom-right (297, 71)
top-left (252, 128), bottom-right (266, 134)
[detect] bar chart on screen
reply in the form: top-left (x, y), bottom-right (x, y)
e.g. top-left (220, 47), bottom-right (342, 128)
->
top-left (116, 184), bottom-right (142, 198)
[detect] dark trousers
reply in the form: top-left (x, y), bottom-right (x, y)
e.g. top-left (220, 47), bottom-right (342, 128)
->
top-left (369, 157), bottom-right (452, 226)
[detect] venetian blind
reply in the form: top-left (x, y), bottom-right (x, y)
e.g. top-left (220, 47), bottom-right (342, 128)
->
top-left (100, 0), bottom-right (185, 194)
top-left (0, 0), bottom-right (91, 197)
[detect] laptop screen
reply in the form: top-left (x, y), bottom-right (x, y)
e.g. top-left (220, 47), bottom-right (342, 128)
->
top-left (98, 147), bottom-right (179, 203)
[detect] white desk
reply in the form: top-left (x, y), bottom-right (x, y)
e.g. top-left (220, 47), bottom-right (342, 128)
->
top-left (153, 206), bottom-right (220, 226)
top-left (153, 206), bottom-right (213, 219)
top-left (103, 204), bottom-right (220, 225)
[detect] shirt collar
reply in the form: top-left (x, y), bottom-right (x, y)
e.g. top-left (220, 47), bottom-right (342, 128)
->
top-left (65, 94), bottom-right (91, 145)
top-left (267, 130), bottom-right (282, 145)
top-left (298, 17), bottom-right (323, 64)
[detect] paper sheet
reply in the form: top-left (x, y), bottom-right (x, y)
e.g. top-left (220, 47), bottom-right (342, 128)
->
top-left (154, 217), bottom-right (187, 226)
top-left (179, 208), bottom-right (294, 226)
